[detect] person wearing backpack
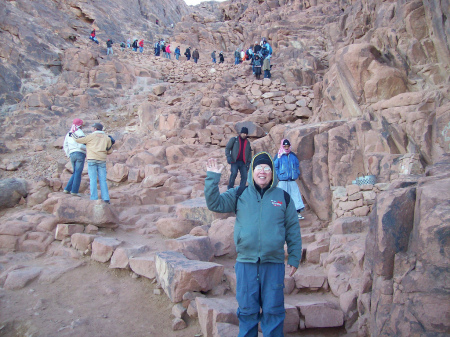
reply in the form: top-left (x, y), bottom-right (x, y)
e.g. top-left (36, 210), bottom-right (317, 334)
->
top-left (225, 127), bottom-right (252, 190)
top-left (263, 54), bottom-right (271, 78)
top-left (204, 152), bottom-right (302, 337)
top-left (218, 51), bottom-right (224, 63)
top-left (73, 122), bottom-right (113, 204)
top-left (120, 41), bottom-right (126, 52)
top-left (184, 47), bottom-right (191, 61)
top-left (132, 39), bottom-right (138, 52)
top-left (175, 46), bottom-right (181, 60)
top-left (274, 139), bottom-right (305, 219)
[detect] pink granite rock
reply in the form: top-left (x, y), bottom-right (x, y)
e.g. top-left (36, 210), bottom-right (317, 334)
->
top-left (55, 224), bottom-right (84, 241)
top-left (155, 251), bottom-right (224, 302)
top-left (196, 297), bottom-right (239, 337)
top-left (71, 233), bottom-right (97, 252)
top-left (166, 235), bottom-right (214, 261)
top-left (53, 198), bottom-right (118, 228)
top-left (156, 217), bottom-right (202, 238)
top-left (297, 300), bottom-right (344, 328)
top-left (208, 217), bottom-right (236, 257)
top-left (91, 237), bottom-right (122, 263)
top-left (129, 255), bottom-right (156, 279)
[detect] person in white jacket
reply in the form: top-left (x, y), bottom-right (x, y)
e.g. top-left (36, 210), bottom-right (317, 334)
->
top-left (63, 118), bottom-right (86, 196)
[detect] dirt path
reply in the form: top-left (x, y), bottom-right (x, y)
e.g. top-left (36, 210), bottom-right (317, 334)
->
top-left (0, 257), bottom-right (201, 337)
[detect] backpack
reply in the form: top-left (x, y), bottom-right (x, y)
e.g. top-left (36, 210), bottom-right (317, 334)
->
top-left (106, 135), bottom-right (115, 151)
top-left (235, 185), bottom-right (290, 213)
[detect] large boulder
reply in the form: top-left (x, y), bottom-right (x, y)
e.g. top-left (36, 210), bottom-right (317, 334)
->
top-left (53, 198), bottom-right (118, 228)
top-left (208, 217), bottom-right (236, 257)
top-left (155, 251), bottom-right (224, 302)
top-left (0, 178), bottom-right (27, 210)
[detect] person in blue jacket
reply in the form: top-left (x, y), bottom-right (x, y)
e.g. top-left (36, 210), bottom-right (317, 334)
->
top-left (205, 152), bottom-right (302, 337)
top-left (274, 139), bottom-right (306, 219)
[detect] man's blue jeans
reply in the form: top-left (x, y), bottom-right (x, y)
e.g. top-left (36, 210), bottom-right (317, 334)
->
top-left (235, 261), bottom-right (286, 337)
top-left (87, 160), bottom-right (109, 201)
top-left (235, 56), bottom-right (240, 65)
top-left (212, 58), bottom-right (216, 63)
top-left (139, 46), bottom-right (143, 53)
top-left (65, 151), bottom-right (86, 194)
top-left (176, 54), bottom-right (179, 60)
top-left (228, 161), bottom-right (248, 190)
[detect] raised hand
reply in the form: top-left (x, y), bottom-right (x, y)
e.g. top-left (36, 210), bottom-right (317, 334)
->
top-left (206, 158), bottom-right (224, 174)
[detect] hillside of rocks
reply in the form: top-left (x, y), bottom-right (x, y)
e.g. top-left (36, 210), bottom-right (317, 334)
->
top-left (0, 0), bottom-right (449, 336)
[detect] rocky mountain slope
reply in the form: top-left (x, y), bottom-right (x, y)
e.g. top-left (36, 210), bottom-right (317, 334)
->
top-left (0, 0), bottom-right (449, 336)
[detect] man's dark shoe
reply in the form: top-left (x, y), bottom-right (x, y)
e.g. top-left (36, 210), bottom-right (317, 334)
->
top-left (103, 200), bottom-right (110, 204)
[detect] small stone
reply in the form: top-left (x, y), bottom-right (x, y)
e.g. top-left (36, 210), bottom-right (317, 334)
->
top-left (172, 318), bottom-right (187, 331)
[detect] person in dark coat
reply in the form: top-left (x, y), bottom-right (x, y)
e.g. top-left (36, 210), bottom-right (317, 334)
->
top-left (254, 55), bottom-right (262, 79)
top-left (184, 47), bottom-right (191, 61)
top-left (219, 51), bottom-right (225, 63)
top-left (192, 49), bottom-right (199, 63)
top-left (225, 127), bottom-right (252, 190)
top-left (106, 39), bottom-right (113, 55)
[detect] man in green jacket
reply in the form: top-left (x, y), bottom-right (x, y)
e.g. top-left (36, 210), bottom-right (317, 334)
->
top-left (205, 152), bottom-right (302, 337)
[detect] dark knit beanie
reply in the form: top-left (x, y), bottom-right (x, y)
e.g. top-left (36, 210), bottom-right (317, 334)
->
top-left (283, 139), bottom-right (291, 146)
top-left (253, 153), bottom-right (272, 170)
top-left (240, 127), bottom-right (249, 134)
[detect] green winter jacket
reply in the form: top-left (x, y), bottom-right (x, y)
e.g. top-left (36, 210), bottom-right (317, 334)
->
top-left (204, 152), bottom-right (302, 268)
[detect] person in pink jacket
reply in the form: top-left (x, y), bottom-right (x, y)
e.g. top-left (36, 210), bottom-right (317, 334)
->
top-left (166, 44), bottom-right (171, 59)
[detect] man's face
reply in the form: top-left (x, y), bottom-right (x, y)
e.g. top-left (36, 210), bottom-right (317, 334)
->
top-left (240, 133), bottom-right (247, 139)
top-left (253, 164), bottom-right (272, 189)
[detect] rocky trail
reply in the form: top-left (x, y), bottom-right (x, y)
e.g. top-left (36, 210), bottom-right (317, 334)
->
top-left (1, 0), bottom-right (449, 336)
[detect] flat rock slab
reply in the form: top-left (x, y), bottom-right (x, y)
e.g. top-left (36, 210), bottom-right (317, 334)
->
top-left (156, 251), bottom-right (224, 302)
top-left (196, 297), bottom-right (239, 337)
top-left (296, 300), bottom-right (344, 328)
top-left (3, 267), bottom-right (42, 290)
top-left (53, 198), bottom-right (118, 228)
top-left (91, 237), bottom-right (122, 263)
top-left (293, 266), bottom-right (327, 290)
top-left (175, 198), bottom-right (231, 226)
top-left (165, 235), bottom-right (214, 261)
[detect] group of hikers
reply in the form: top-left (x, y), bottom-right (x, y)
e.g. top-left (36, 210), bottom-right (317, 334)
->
top-left (234, 38), bottom-right (273, 79)
top-left (89, 29), bottom-right (274, 78)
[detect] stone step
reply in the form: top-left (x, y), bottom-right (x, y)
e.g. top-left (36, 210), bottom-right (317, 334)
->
top-left (285, 293), bottom-right (344, 329)
top-left (292, 264), bottom-right (329, 292)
